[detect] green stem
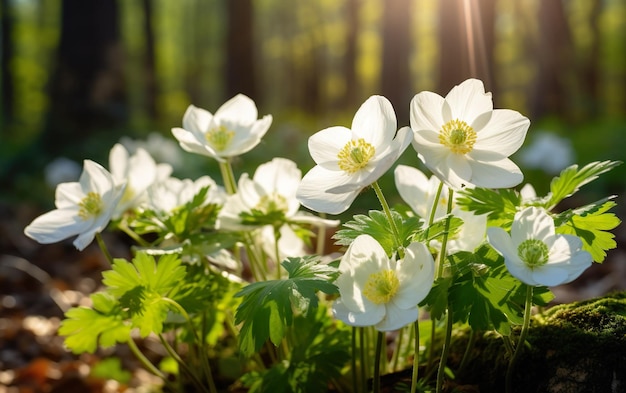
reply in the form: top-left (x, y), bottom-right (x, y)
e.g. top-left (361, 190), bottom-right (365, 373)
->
top-left (95, 232), bottom-right (113, 265)
top-left (117, 220), bottom-right (150, 247)
top-left (274, 226), bottom-right (282, 280)
top-left (436, 188), bottom-right (454, 279)
top-left (158, 334), bottom-right (210, 393)
top-left (506, 285), bottom-right (534, 393)
top-left (410, 320), bottom-right (420, 393)
top-left (435, 306), bottom-right (454, 393)
top-left (352, 327), bottom-right (358, 393)
top-left (127, 336), bottom-right (166, 379)
top-left (457, 329), bottom-right (476, 374)
top-left (372, 181), bottom-right (403, 257)
top-left (359, 327), bottom-right (367, 392)
top-left (218, 159), bottom-right (238, 195)
top-left (316, 213), bottom-right (328, 255)
top-left (391, 326), bottom-right (405, 372)
top-left (373, 331), bottom-right (385, 393)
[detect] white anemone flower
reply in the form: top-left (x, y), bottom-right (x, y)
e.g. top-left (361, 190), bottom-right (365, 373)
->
top-left (296, 95), bottom-right (413, 214)
top-left (394, 165), bottom-right (487, 254)
top-left (146, 175), bottom-right (226, 214)
top-left (218, 157), bottom-right (339, 231)
top-left (332, 234), bottom-right (435, 332)
top-left (109, 143), bottom-right (160, 217)
top-left (411, 78), bottom-right (530, 190)
top-left (171, 94), bottom-right (272, 162)
top-left (487, 207), bottom-right (592, 287)
top-left (24, 160), bottom-right (126, 251)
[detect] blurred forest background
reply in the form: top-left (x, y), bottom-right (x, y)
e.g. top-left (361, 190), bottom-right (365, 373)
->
top-left (1, 0), bottom-right (626, 205)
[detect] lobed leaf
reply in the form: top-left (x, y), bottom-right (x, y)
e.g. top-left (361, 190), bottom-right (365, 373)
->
top-left (456, 188), bottom-right (520, 229)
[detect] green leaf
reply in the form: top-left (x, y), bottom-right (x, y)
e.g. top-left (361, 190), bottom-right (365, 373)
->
top-left (234, 256), bottom-right (339, 356)
top-left (421, 277), bottom-right (452, 320)
top-left (456, 188), bottom-right (520, 228)
top-left (102, 253), bottom-right (187, 337)
top-left (547, 160), bottom-right (621, 209)
top-left (415, 215), bottom-right (463, 244)
top-left (59, 292), bottom-right (130, 354)
top-left (556, 200), bottom-right (621, 262)
top-left (447, 245), bottom-right (553, 335)
top-left (333, 210), bottom-right (422, 255)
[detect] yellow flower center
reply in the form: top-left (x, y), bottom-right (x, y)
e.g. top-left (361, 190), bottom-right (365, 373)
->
top-left (518, 239), bottom-right (549, 269)
top-left (438, 119), bottom-right (477, 154)
top-left (205, 125), bottom-right (235, 152)
top-left (255, 193), bottom-right (289, 214)
top-left (363, 269), bottom-right (400, 305)
top-left (337, 138), bottom-right (375, 174)
top-left (78, 192), bottom-right (104, 220)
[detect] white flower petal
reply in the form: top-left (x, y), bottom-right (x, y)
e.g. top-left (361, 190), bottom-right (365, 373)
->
top-left (410, 91), bottom-right (445, 132)
top-left (394, 242), bottom-right (435, 308)
top-left (296, 166), bottom-right (361, 214)
top-left (376, 303), bottom-right (418, 331)
top-left (487, 227), bottom-right (519, 262)
top-left (182, 105), bottom-right (212, 134)
top-left (472, 109), bottom-right (530, 158)
top-left (214, 94), bottom-right (258, 124)
top-left (444, 79), bottom-right (493, 123)
top-left (223, 115), bottom-right (273, 157)
top-left (332, 298), bottom-right (386, 327)
top-left (510, 207), bottom-right (554, 245)
top-left (352, 95), bottom-right (396, 147)
top-left (253, 158), bottom-right (301, 198)
top-left (394, 165), bottom-right (431, 217)
top-left (504, 257), bottom-right (537, 286)
top-left (171, 127), bottom-right (216, 158)
top-left (55, 182), bottom-right (84, 208)
top-left (466, 157), bottom-right (523, 189)
top-left (24, 209), bottom-right (90, 245)
top-left (308, 126), bottom-right (352, 167)
top-left (532, 266), bottom-right (569, 287)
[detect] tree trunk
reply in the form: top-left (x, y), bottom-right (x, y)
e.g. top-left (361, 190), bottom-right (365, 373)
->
top-left (438, 0), bottom-right (496, 95)
top-left (41, 0), bottom-right (126, 159)
top-left (530, 0), bottom-right (573, 120)
top-left (1, 0), bottom-right (14, 126)
top-left (142, 0), bottom-right (157, 120)
top-left (342, 0), bottom-right (360, 110)
top-left (225, 0), bottom-right (257, 101)
top-left (381, 0), bottom-right (412, 126)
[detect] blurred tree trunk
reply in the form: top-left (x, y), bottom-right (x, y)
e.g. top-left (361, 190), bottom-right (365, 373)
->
top-left (1, 0), bottom-right (14, 126)
top-left (226, 0), bottom-right (257, 100)
top-left (530, 0), bottom-right (573, 120)
top-left (41, 0), bottom-right (126, 159)
top-left (381, 0), bottom-right (412, 126)
top-left (579, 0), bottom-right (601, 119)
top-left (142, 0), bottom-right (157, 120)
top-left (342, 0), bottom-right (360, 110)
top-left (438, 0), bottom-right (496, 95)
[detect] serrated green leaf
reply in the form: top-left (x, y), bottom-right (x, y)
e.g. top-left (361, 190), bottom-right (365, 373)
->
top-left (416, 215), bottom-right (463, 244)
top-left (421, 277), bottom-right (452, 320)
top-left (456, 188), bottom-right (520, 228)
top-left (547, 160), bottom-right (622, 209)
top-left (101, 253), bottom-right (187, 337)
top-left (556, 200), bottom-right (621, 262)
top-left (59, 292), bottom-right (130, 354)
top-left (234, 256), bottom-right (339, 356)
top-left (333, 210), bottom-right (422, 255)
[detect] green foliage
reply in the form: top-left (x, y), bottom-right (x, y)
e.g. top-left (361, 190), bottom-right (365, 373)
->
top-left (234, 256), bottom-right (339, 356)
top-left (415, 215), bottom-right (463, 244)
top-left (90, 357), bottom-right (132, 383)
top-left (241, 307), bottom-right (350, 393)
top-left (547, 161), bottom-right (622, 209)
top-left (555, 199), bottom-right (621, 262)
top-left (456, 188), bottom-right (520, 228)
top-left (59, 292), bottom-right (130, 354)
top-left (333, 210), bottom-right (422, 255)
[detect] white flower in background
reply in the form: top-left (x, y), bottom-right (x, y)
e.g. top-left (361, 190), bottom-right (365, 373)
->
top-left (411, 78), bottom-right (530, 190)
top-left (394, 165), bottom-right (487, 254)
top-left (109, 143), bottom-right (161, 217)
top-left (218, 157), bottom-right (339, 230)
top-left (297, 95), bottom-right (412, 214)
top-left (332, 234), bottom-right (435, 331)
top-left (146, 175), bottom-right (226, 214)
top-left (259, 224), bottom-right (308, 262)
top-left (171, 94), bottom-right (272, 162)
top-left (24, 160), bottom-right (126, 251)
top-left (44, 157), bottom-right (81, 188)
top-left (120, 132), bottom-right (184, 170)
top-left (487, 207), bottom-right (592, 287)
top-left (519, 131), bottom-right (575, 175)
top-left (519, 183), bottom-right (540, 205)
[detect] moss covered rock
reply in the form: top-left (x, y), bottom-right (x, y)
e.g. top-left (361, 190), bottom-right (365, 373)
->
top-left (450, 292), bottom-right (626, 392)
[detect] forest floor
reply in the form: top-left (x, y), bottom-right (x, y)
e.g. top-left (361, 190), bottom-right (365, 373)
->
top-left (1, 201), bottom-right (625, 393)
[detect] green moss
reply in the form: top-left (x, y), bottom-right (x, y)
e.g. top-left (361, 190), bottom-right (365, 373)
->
top-left (448, 292), bottom-right (626, 393)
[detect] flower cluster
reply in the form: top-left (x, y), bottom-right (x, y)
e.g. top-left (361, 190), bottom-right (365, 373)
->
top-left (23, 84), bottom-right (620, 393)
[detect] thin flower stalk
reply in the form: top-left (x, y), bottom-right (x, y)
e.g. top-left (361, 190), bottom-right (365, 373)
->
top-left (506, 285), bottom-right (533, 393)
